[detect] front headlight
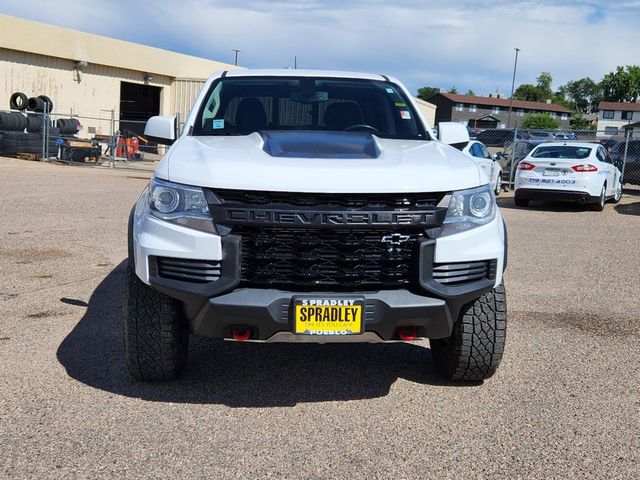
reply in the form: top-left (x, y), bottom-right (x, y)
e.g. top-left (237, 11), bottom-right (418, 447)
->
top-left (147, 177), bottom-right (216, 233)
top-left (440, 184), bottom-right (496, 237)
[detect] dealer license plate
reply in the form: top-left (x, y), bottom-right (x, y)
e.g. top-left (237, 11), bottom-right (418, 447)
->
top-left (543, 168), bottom-right (560, 176)
top-left (293, 298), bottom-right (364, 335)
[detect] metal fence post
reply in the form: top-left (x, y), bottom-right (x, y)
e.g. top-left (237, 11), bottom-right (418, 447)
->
top-left (45, 102), bottom-right (50, 160)
top-left (508, 127), bottom-right (519, 190)
top-left (110, 109), bottom-right (115, 168)
top-left (621, 128), bottom-right (630, 184)
top-left (40, 106), bottom-right (47, 161)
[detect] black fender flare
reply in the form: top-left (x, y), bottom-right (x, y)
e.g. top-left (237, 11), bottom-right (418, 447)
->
top-left (502, 219), bottom-right (508, 272)
top-left (127, 206), bottom-right (136, 271)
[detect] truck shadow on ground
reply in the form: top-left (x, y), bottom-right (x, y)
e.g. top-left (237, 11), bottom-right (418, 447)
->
top-left (614, 201), bottom-right (640, 216)
top-left (57, 262), bottom-right (470, 408)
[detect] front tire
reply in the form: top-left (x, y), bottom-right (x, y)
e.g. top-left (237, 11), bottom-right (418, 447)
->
top-left (123, 266), bottom-right (189, 381)
top-left (430, 284), bottom-right (507, 382)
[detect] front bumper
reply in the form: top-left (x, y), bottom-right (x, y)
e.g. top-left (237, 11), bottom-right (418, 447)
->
top-left (186, 288), bottom-right (454, 341)
top-left (145, 234), bottom-right (497, 341)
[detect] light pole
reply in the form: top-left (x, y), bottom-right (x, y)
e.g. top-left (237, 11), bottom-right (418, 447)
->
top-left (506, 48), bottom-right (520, 129)
top-left (233, 49), bottom-right (241, 66)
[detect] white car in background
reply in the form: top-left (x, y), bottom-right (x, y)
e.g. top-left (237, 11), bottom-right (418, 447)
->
top-left (462, 140), bottom-right (503, 195)
top-left (514, 142), bottom-right (623, 211)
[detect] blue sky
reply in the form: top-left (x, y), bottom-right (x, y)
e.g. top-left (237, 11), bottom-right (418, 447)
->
top-left (1, 0), bottom-right (638, 96)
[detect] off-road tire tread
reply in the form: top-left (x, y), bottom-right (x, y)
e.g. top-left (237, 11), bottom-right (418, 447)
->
top-left (431, 284), bottom-right (507, 382)
top-left (123, 266), bottom-right (188, 381)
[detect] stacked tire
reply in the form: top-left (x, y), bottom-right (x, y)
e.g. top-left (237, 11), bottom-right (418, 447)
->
top-left (0, 112), bottom-right (27, 131)
top-left (0, 110), bottom-right (29, 157)
top-left (0, 132), bottom-right (58, 156)
top-left (56, 118), bottom-right (80, 134)
top-left (26, 114), bottom-right (43, 133)
top-left (9, 92), bottom-right (27, 111)
top-left (26, 95), bottom-right (54, 113)
top-left (0, 92), bottom-right (65, 158)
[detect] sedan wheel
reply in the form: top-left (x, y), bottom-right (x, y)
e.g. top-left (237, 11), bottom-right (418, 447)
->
top-left (590, 185), bottom-right (606, 211)
top-left (611, 180), bottom-right (622, 204)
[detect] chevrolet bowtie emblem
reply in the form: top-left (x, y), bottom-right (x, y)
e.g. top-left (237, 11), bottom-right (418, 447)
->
top-left (380, 233), bottom-right (411, 245)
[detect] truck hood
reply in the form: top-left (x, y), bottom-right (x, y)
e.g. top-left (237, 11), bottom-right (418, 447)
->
top-left (157, 132), bottom-right (483, 193)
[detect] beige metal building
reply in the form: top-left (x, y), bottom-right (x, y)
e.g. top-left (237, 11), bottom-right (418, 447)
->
top-left (0, 14), bottom-right (240, 136)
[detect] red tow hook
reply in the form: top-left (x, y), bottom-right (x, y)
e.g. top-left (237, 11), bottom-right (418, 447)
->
top-left (231, 327), bottom-right (251, 342)
top-left (398, 326), bottom-right (417, 341)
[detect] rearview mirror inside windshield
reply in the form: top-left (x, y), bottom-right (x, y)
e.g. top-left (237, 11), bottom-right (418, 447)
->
top-left (289, 91), bottom-right (329, 103)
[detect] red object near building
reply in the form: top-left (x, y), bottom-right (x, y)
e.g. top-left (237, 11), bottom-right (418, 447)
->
top-left (116, 136), bottom-right (139, 158)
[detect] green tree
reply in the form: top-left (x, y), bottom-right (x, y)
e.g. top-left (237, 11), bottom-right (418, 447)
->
top-left (448, 86), bottom-right (458, 94)
top-left (563, 77), bottom-right (602, 113)
top-left (520, 112), bottom-right (561, 130)
top-left (600, 66), bottom-right (640, 102)
top-left (465, 89), bottom-right (476, 96)
top-left (416, 86), bottom-right (439, 101)
top-left (536, 72), bottom-right (553, 101)
top-left (513, 72), bottom-right (555, 102)
top-left (513, 83), bottom-right (541, 101)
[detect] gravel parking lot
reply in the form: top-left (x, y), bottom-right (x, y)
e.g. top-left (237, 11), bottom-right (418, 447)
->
top-left (1, 157), bottom-right (639, 479)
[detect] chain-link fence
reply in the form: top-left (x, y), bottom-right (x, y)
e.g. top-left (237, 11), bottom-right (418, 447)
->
top-left (467, 127), bottom-right (640, 193)
top-left (0, 107), bottom-right (179, 168)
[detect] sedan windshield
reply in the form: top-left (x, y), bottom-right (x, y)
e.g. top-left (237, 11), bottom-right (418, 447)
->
top-left (532, 146), bottom-right (592, 159)
top-left (192, 76), bottom-right (429, 140)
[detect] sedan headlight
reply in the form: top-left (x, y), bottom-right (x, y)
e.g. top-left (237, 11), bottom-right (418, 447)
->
top-left (440, 184), bottom-right (496, 237)
top-left (147, 177), bottom-right (216, 233)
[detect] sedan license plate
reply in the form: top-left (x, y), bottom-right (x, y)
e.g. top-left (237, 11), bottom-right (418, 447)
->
top-left (293, 298), bottom-right (363, 336)
top-left (543, 168), bottom-right (560, 176)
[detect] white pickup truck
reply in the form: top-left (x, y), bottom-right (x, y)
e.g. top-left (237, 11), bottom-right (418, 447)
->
top-left (125, 69), bottom-right (508, 382)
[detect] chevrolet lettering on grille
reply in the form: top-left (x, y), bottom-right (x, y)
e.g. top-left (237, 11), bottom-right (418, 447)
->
top-left (211, 208), bottom-right (444, 227)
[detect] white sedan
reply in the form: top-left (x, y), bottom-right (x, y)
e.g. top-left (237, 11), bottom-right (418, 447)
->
top-left (514, 142), bottom-right (623, 211)
top-left (462, 140), bottom-right (503, 195)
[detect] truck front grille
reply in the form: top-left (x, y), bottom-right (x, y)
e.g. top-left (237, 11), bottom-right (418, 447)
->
top-left (208, 189), bottom-right (451, 292)
top-left (237, 227), bottom-right (424, 291)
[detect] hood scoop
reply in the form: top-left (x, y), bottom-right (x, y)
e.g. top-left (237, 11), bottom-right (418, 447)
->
top-left (260, 131), bottom-right (381, 159)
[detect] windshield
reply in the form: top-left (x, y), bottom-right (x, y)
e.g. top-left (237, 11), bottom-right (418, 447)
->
top-left (192, 76), bottom-right (428, 140)
top-left (532, 146), bottom-right (592, 159)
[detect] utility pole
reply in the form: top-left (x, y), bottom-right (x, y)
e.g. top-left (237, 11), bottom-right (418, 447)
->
top-left (507, 48), bottom-right (521, 129)
top-left (233, 49), bottom-right (241, 66)
top-left (294, 56), bottom-right (297, 69)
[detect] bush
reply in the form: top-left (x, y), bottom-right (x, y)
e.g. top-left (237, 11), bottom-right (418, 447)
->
top-left (520, 113), bottom-right (561, 130)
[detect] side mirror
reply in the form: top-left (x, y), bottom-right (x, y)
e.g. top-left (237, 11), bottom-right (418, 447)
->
top-left (438, 122), bottom-right (470, 150)
top-left (493, 153), bottom-right (503, 161)
top-left (144, 115), bottom-right (177, 145)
